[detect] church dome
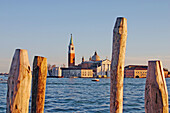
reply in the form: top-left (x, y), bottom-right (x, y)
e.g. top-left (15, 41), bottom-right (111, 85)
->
top-left (92, 51), bottom-right (100, 61)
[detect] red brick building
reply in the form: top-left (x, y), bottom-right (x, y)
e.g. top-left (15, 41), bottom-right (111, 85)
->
top-left (68, 34), bottom-right (75, 67)
top-left (124, 65), bottom-right (169, 78)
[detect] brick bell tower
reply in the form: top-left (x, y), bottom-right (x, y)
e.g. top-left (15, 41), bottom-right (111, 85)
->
top-left (68, 34), bottom-right (75, 67)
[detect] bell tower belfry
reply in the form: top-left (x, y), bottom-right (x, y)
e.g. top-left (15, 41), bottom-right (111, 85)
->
top-left (68, 34), bottom-right (75, 67)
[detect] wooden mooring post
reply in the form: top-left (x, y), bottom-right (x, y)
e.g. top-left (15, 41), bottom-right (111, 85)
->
top-left (7, 49), bottom-right (32, 113)
top-left (145, 60), bottom-right (169, 113)
top-left (31, 56), bottom-right (47, 113)
top-left (110, 17), bottom-right (127, 113)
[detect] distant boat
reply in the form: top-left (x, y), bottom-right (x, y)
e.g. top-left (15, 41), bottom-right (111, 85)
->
top-left (0, 78), bottom-right (7, 83)
top-left (92, 79), bottom-right (100, 82)
top-left (70, 76), bottom-right (78, 78)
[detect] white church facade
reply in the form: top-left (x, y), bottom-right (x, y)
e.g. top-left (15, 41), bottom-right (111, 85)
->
top-left (78, 52), bottom-right (111, 77)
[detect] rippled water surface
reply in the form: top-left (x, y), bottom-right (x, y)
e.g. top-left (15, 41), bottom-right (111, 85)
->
top-left (1, 76), bottom-right (170, 113)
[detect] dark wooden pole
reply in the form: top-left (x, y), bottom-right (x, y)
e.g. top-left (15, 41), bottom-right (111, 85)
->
top-left (7, 49), bottom-right (32, 113)
top-left (110, 17), bottom-right (127, 113)
top-left (145, 60), bottom-right (169, 113)
top-left (31, 56), bottom-right (47, 113)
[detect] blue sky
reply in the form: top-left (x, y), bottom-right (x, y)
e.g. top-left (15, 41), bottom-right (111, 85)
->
top-left (0, 1), bottom-right (170, 72)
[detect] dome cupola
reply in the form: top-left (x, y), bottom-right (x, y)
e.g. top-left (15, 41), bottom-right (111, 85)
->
top-left (92, 51), bottom-right (100, 61)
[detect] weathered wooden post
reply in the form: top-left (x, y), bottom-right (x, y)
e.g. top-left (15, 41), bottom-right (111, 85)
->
top-left (7, 49), bottom-right (32, 113)
top-left (31, 56), bottom-right (47, 113)
top-left (145, 60), bottom-right (169, 113)
top-left (110, 17), bottom-right (127, 113)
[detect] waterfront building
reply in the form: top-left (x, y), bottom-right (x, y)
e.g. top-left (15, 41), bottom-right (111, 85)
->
top-left (124, 65), bottom-right (147, 78)
top-left (65, 34), bottom-right (111, 78)
top-left (52, 67), bottom-right (62, 77)
top-left (68, 34), bottom-right (75, 67)
top-left (168, 72), bottom-right (170, 77)
top-left (0, 73), bottom-right (9, 75)
top-left (78, 51), bottom-right (111, 77)
top-left (96, 59), bottom-right (111, 77)
top-left (61, 68), bottom-right (93, 78)
top-left (164, 68), bottom-right (169, 78)
top-left (124, 65), bottom-right (169, 78)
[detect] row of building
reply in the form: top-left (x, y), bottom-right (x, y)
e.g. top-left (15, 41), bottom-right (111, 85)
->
top-left (49, 34), bottom-right (111, 78)
top-left (124, 65), bottom-right (170, 78)
top-left (0, 73), bottom-right (9, 75)
top-left (51, 52), bottom-right (111, 78)
top-left (49, 34), bottom-right (170, 78)
top-left (50, 64), bottom-right (170, 78)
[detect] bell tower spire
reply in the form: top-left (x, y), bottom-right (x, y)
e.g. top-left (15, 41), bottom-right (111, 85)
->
top-left (70, 34), bottom-right (73, 45)
top-left (68, 34), bottom-right (75, 67)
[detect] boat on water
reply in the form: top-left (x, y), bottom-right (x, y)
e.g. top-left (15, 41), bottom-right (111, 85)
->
top-left (92, 79), bottom-right (100, 82)
top-left (0, 78), bottom-right (7, 83)
top-left (70, 76), bottom-right (78, 79)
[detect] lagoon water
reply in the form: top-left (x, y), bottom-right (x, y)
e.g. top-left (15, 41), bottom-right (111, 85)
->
top-left (0, 77), bottom-right (170, 113)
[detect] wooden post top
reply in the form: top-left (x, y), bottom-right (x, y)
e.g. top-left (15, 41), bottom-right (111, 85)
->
top-left (113, 17), bottom-right (127, 35)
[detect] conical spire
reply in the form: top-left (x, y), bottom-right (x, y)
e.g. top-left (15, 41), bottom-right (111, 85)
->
top-left (70, 34), bottom-right (73, 45)
top-left (82, 56), bottom-right (84, 62)
top-left (94, 51), bottom-right (97, 55)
